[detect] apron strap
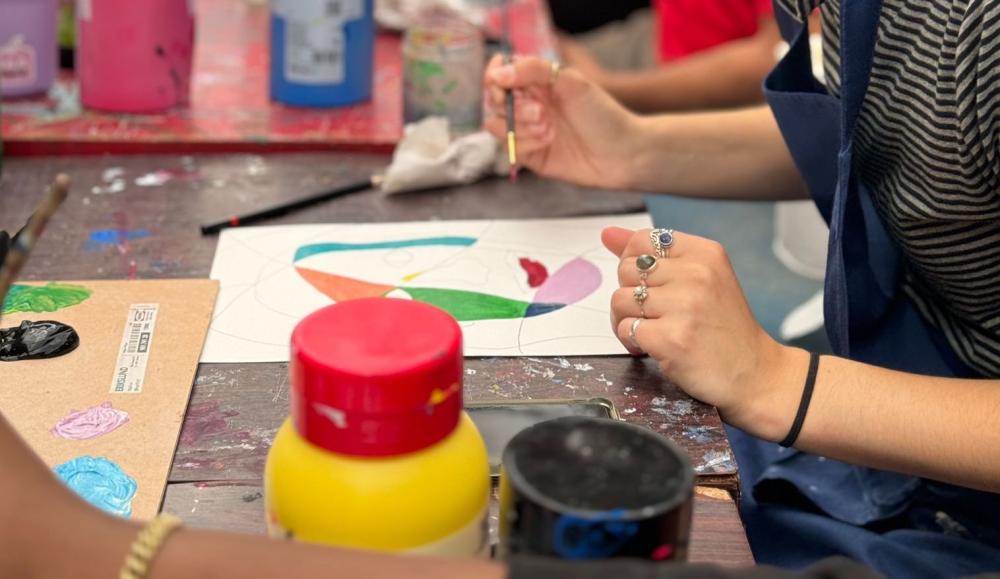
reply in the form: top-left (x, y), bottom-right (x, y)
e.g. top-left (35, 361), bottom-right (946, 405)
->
top-left (838, 0), bottom-right (884, 142)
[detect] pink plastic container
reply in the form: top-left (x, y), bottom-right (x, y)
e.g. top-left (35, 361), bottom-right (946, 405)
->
top-left (0, 0), bottom-right (58, 98)
top-left (77, 0), bottom-right (195, 113)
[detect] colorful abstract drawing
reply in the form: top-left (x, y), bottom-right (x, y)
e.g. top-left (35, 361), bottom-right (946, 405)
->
top-left (292, 237), bottom-right (602, 322)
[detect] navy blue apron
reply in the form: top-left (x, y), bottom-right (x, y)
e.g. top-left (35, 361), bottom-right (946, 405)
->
top-left (724, 2), bottom-right (1000, 577)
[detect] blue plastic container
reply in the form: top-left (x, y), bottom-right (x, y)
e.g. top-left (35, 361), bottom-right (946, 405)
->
top-left (270, 0), bottom-right (374, 108)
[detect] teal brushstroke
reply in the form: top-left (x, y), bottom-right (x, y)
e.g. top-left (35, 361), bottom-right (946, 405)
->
top-left (54, 456), bottom-right (137, 518)
top-left (294, 237), bottom-right (477, 262)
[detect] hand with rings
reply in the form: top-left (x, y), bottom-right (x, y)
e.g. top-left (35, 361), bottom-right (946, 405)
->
top-left (483, 54), bottom-right (642, 191)
top-left (602, 226), bottom-right (797, 427)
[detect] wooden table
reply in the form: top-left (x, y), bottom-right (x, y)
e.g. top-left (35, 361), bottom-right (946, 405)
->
top-left (0, 153), bottom-right (753, 566)
top-left (2, 0), bottom-right (555, 155)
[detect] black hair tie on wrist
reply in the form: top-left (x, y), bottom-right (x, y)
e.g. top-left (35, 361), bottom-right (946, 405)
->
top-left (779, 352), bottom-right (820, 448)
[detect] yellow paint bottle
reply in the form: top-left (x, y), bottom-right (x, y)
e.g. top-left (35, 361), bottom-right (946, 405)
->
top-left (265, 298), bottom-right (490, 555)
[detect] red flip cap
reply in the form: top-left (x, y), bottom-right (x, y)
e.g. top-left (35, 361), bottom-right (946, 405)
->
top-left (290, 298), bottom-right (463, 457)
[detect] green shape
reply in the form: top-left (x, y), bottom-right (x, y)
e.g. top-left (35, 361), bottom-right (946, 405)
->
top-left (3, 283), bottom-right (93, 315)
top-left (403, 287), bottom-right (529, 322)
top-left (442, 79), bottom-right (459, 95)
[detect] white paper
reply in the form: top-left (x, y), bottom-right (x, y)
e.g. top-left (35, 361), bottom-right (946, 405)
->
top-left (202, 215), bottom-right (652, 363)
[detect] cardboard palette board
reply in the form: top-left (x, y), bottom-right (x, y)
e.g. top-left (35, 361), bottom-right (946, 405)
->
top-left (202, 214), bottom-right (652, 363)
top-left (0, 279), bottom-right (218, 520)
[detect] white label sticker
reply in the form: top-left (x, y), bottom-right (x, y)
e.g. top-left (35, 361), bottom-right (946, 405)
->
top-left (110, 304), bottom-right (159, 394)
top-left (0, 35), bottom-right (37, 89)
top-left (274, 0), bottom-right (363, 23)
top-left (77, 0), bottom-right (92, 21)
top-left (284, 21), bottom-right (346, 85)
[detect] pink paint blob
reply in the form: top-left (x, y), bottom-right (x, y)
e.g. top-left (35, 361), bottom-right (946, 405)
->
top-left (51, 402), bottom-right (130, 440)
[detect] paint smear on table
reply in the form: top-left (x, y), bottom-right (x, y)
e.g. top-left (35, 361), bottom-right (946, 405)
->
top-left (54, 456), bottom-right (138, 518)
top-left (682, 425), bottom-right (718, 445)
top-left (2, 283), bottom-right (92, 314)
top-left (134, 170), bottom-right (173, 187)
top-left (52, 402), bottom-right (130, 440)
top-left (695, 450), bottom-right (735, 474)
top-left (85, 228), bottom-right (150, 252)
top-left (179, 401), bottom-right (239, 445)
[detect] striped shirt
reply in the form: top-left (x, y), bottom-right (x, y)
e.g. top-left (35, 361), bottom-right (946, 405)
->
top-left (776, 0), bottom-right (1000, 376)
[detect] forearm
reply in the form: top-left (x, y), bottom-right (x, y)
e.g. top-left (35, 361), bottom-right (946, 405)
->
top-left (0, 415), bottom-right (504, 579)
top-left (146, 528), bottom-right (504, 579)
top-left (627, 105), bottom-right (807, 200)
top-left (601, 36), bottom-right (777, 113)
top-left (29, 510), bottom-right (505, 579)
top-left (745, 350), bottom-right (1000, 492)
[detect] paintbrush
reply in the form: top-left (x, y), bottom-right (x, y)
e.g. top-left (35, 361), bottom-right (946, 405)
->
top-left (501, 0), bottom-right (518, 182)
top-left (0, 174), bottom-right (71, 314)
top-left (200, 175), bottom-right (383, 235)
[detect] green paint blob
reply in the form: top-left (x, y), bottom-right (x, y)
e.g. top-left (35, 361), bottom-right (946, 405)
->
top-left (403, 287), bottom-right (529, 321)
top-left (3, 283), bottom-right (93, 315)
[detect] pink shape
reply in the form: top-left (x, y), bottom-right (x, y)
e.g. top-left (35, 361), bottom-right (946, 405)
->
top-left (51, 402), bottom-right (130, 440)
top-left (533, 257), bottom-right (602, 305)
top-left (519, 257), bottom-right (549, 288)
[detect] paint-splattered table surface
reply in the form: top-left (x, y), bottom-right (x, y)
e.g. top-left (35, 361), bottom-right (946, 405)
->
top-left (0, 153), bottom-right (751, 566)
top-left (0, 0), bottom-right (554, 156)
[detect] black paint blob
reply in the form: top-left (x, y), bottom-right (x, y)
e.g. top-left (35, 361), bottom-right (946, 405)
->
top-left (0, 321), bottom-right (80, 361)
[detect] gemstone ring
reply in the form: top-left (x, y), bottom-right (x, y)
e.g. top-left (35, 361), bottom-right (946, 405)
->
top-left (650, 229), bottom-right (675, 258)
top-left (636, 254), bottom-right (658, 282)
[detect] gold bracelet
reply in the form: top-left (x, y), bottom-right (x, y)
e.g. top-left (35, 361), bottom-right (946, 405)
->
top-left (119, 513), bottom-right (183, 579)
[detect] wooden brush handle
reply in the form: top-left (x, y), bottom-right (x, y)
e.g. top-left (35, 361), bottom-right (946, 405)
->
top-left (0, 174), bottom-right (71, 313)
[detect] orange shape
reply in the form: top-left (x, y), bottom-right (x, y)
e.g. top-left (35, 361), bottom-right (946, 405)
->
top-left (296, 267), bottom-right (395, 302)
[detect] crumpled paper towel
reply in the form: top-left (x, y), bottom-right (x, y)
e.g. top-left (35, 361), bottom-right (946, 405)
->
top-left (379, 116), bottom-right (507, 195)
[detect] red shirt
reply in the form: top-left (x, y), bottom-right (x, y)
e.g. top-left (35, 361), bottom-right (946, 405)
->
top-left (655, 0), bottom-right (774, 62)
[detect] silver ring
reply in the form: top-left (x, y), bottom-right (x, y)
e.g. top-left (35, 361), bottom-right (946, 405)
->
top-left (629, 318), bottom-right (642, 345)
top-left (649, 229), bottom-right (675, 258)
top-left (636, 254), bottom-right (658, 283)
top-left (633, 284), bottom-right (648, 308)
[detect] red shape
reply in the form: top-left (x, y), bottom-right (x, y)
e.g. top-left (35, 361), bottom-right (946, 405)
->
top-left (519, 258), bottom-right (549, 288)
top-left (296, 267), bottom-right (394, 302)
top-left (651, 544), bottom-right (674, 561)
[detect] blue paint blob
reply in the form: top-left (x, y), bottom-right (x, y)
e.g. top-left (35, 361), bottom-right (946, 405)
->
top-left (524, 303), bottom-right (566, 318)
top-left (294, 237), bottom-right (477, 262)
top-left (85, 229), bottom-right (151, 252)
top-left (54, 456), bottom-right (138, 518)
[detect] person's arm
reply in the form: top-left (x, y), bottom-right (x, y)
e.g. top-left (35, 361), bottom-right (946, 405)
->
top-left (0, 413), bottom-right (505, 579)
top-left (747, 352), bottom-right (1000, 494)
top-left (575, 19), bottom-right (782, 113)
top-left (603, 227), bottom-right (1000, 494)
top-left (484, 56), bottom-right (808, 200)
top-left (0, 411), bottom-right (891, 579)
